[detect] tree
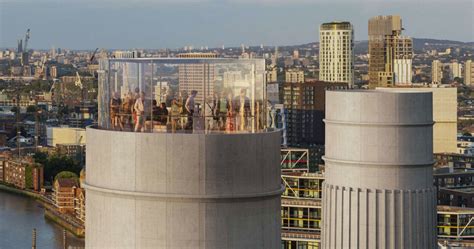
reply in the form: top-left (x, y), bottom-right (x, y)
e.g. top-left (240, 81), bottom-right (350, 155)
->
top-left (33, 152), bottom-right (82, 185)
top-left (454, 77), bottom-right (463, 84)
top-left (54, 171), bottom-right (79, 182)
top-left (33, 151), bottom-right (48, 165)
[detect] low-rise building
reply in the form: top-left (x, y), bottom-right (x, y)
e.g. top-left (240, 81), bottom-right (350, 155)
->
top-left (438, 205), bottom-right (474, 242)
top-left (279, 150), bottom-right (474, 247)
top-left (435, 153), bottom-right (474, 169)
top-left (281, 172), bottom-right (324, 249)
top-left (74, 187), bottom-right (85, 224)
top-left (46, 127), bottom-right (86, 147)
top-left (285, 69), bottom-right (305, 83)
top-left (52, 178), bottom-right (79, 214)
top-left (1, 158), bottom-right (43, 190)
top-left (435, 166), bottom-right (474, 208)
top-left (56, 143), bottom-right (85, 163)
top-left (0, 156), bottom-right (5, 182)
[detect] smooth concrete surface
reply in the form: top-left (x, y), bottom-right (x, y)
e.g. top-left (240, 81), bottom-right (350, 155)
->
top-left (377, 87), bottom-right (457, 153)
top-left (84, 128), bottom-right (282, 249)
top-left (322, 90), bottom-right (437, 249)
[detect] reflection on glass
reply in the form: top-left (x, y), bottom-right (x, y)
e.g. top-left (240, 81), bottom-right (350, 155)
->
top-left (98, 58), bottom-right (267, 133)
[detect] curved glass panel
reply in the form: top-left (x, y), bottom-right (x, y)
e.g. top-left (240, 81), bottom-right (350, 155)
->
top-left (98, 58), bottom-right (267, 133)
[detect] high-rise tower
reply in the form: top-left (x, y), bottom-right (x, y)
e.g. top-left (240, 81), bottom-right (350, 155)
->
top-left (368, 15), bottom-right (413, 88)
top-left (17, 40), bottom-right (23, 54)
top-left (465, 60), bottom-right (474, 85)
top-left (319, 21), bottom-right (354, 87)
top-left (321, 90), bottom-right (437, 249)
top-left (432, 60), bottom-right (444, 84)
top-left (87, 58), bottom-right (281, 249)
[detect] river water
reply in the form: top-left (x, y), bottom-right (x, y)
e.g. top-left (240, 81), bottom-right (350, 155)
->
top-left (0, 190), bottom-right (85, 249)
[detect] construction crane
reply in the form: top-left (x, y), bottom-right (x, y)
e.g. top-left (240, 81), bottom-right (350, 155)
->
top-left (90, 48), bottom-right (99, 63)
top-left (74, 71), bottom-right (86, 128)
top-left (75, 72), bottom-right (83, 89)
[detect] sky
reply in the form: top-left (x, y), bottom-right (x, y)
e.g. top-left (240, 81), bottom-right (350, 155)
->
top-left (0, 0), bottom-right (473, 50)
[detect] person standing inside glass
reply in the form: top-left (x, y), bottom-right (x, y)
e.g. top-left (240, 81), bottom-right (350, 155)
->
top-left (110, 91), bottom-right (122, 130)
top-left (170, 98), bottom-right (181, 132)
top-left (121, 92), bottom-right (134, 131)
top-left (134, 91), bottom-right (146, 132)
top-left (205, 94), bottom-right (217, 131)
top-left (217, 91), bottom-right (229, 130)
top-left (225, 92), bottom-right (235, 133)
top-left (179, 90), bottom-right (188, 129)
top-left (233, 88), bottom-right (250, 131)
top-left (157, 102), bottom-right (168, 125)
top-left (185, 90), bottom-right (197, 130)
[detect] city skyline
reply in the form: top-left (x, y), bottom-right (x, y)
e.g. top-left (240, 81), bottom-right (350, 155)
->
top-left (1, 0), bottom-right (473, 50)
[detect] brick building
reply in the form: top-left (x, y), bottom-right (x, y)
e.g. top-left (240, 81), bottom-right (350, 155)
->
top-left (1, 157), bottom-right (43, 190)
top-left (53, 178), bottom-right (79, 214)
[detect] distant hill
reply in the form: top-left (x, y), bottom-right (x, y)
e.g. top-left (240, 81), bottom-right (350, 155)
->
top-left (281, 38), bottom-right (473, 54)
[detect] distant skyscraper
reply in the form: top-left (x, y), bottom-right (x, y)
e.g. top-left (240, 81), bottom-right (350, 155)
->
top-left (50, 66), bottom-right (58, 79)
top-left (319, 21), bottom-right (354, 87)
top-left (432, 60), bottom-right (444, 84)
top-left (51, 46), bottom-right (57, 57)
top-left (282, 81), bottom-right (348, 168)
top-left (272, 46), bottom-right (278, 66)
top-left (322, 90), bottom-right (437, 249)
top-left (17, 40), bottom-right (23, 54)
top-left (177, 52), bottom-right (217, 104)
top-left (293, 49), bottom-right (300, 60)
top-left (465, 60), bottom-right (474, 85)
top-left (368, 15), bottom-right (413, 88)
top-left (449, 61), bottom-right (462, 80)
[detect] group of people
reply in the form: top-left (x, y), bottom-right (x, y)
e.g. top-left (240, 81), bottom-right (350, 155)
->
top-left (109, 88), bottom-right (261, 133)
top-left (109, 91), bottom-right (168, 132)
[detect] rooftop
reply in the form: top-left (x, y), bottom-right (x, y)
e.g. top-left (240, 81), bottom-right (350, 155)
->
top-left (56, 178), bottom-right (79, 188)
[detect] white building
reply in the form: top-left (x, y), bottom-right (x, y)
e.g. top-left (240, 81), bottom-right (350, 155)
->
top-left (319, 21), bottom-right (354, 87)
top-left (113, 50), bottom-right (141, 58)
top-left (449, 61), bottom-right (462, 80)
top-left (378, 87), bottom-right (458, 154)
top-left (285, 69), bottom-right (304, 83)
top-left (46, 127), bottom-right (86, 147)
top-left (393, 58), bottom-right (412, 85)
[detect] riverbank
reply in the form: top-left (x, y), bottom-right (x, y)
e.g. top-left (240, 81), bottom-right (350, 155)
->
top-left (45, 209), bottom-right (85, 238)
top-left (0, 183), bottom-right (85, 238)
top-left (0, 183), bottom-right (43, 199)
top-left (0, 190), bottom-right (85, 248)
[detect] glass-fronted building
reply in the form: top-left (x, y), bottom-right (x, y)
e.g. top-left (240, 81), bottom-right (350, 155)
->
top-left (98, 58), bottom-right (266, 133)
top-left (87, 57), bottom-right (283, 248)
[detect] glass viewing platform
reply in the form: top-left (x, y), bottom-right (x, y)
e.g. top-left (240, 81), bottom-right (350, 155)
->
top-left (98, 57), bottom-right (267, 133)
